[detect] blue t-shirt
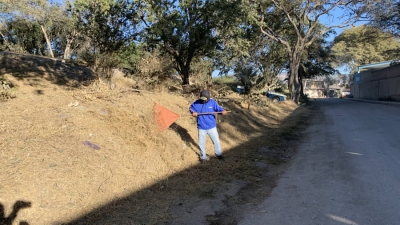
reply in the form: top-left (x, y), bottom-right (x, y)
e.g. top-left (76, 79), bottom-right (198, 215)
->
top-left (189, 99), bottom-right (225, 130)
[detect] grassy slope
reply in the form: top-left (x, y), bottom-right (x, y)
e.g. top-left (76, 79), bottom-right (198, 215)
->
top-left (0, 51), bottom-right (311, 225)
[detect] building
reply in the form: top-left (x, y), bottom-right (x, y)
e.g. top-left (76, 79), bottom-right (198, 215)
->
top-left (303, 79), bottom-right (325, 98)
top-left (303, 79), bottom-right (342, 98)
top-left (351, 61), bottom-right (400, 101)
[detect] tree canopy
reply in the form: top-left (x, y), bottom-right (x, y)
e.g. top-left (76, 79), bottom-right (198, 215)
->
top-left (331, 25), bottom-right (400, 73)
top-left (369, 0), bottom-right (400, 37)
top-left (140, 0), bottom-right (248, 85)
top-left (250, 0), bottom-right (390, 103)
top-left (0, 0), bottom-right (397, 96)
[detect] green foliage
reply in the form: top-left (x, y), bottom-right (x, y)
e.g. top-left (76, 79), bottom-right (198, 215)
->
top-left (116, 42), bottom-right (142, 71)
top-left (50, 1), bottom-right (84, 59)
top-left (134, 48), bottom-right (175, 83)
top-left (188, 58), bottom-right (214, 84)
top-left (2, 0), bottom-right (394, 93)
top-left (370, 0), bottom-right (400, 37)
top-left (251, 0), bottom-right (383, 103)
top-left (331, 25), bottom-right (400, 73)
top-left (229, 27), bottom-right (288, 95)
top-left (4, 18), bottom-right (46, 54)
top-left (298, 34), bottom-right (337, 88)
top-left (74, 0), bottom-right (136, 54)
top-left (142, 0), bottom-right (248, 85)
top-left (234, 66), bottom-right (259, 94)
top-left (73, 0), bottom-right (115, 13)
top-left (0, 0), bottom-right (63, 57)
top-left (72, 0), bottom-right (141, 73)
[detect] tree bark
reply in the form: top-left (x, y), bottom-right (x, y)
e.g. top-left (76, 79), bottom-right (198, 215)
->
top-left (299, 75), bottom-right (304, 97)
top-left (0, 31), bottom-right (11, 51)
top-left (298, 66), bottom-right (305, 97)
top-left (63, 38), bottom-right (72, 60)
top-left (181, 65), bottom-right (190, 85)
top-left (288, 52), bottom-right (301, 104)
top-left (40, 25), bottom-right (54, 58)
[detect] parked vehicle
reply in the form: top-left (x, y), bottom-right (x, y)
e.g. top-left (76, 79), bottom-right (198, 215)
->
top-left (265, 91), bottom-right (287, 102)
top-left (236, 85), bottom-right (245, 94)
top-left (235, 86), bottom-right (286, 102)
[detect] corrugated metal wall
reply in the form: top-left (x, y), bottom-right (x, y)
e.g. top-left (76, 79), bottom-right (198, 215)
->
top-left (351, 64), bottom-right (400, 100)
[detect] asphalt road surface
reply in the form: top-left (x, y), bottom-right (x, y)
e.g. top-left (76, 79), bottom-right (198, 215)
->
top-left (239, 98), bottom-right (400, 225)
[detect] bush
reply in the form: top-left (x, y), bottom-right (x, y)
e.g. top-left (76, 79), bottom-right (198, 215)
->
top-left (0, 79), bottom-right (16, 101)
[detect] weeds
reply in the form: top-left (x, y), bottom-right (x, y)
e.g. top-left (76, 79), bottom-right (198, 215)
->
top-left (0, 79), bottom-right (16, 101)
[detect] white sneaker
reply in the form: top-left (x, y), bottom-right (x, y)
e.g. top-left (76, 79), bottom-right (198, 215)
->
top-left (200, 157), bottom-right (210, 162)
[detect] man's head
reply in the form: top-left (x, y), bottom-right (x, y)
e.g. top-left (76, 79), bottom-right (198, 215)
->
top-left (200, 89), bottom-right (210, 102)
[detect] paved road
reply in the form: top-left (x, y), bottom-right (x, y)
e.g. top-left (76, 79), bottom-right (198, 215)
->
top-left (239, 98), bottom-right (400, 225)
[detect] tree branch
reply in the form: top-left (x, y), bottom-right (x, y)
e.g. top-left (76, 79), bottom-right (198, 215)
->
top-left (259, 4), bottom-right (292, 53)
top-left (271, 0), bottom-right (301, 38)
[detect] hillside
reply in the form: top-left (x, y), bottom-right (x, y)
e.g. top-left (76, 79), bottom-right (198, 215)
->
top-left (0, 51), bottom-right (311, 225)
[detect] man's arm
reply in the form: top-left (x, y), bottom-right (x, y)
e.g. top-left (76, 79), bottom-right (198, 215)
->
top-left (212, 100), bottom-right (227, 115)
top-left (189, 103), bottom-right (198, 117)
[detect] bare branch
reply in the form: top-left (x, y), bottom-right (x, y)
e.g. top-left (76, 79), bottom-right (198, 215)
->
top-left (271, 0), bottom-right (302, 38)
top-left (259, 4), bottom-right (292, 53)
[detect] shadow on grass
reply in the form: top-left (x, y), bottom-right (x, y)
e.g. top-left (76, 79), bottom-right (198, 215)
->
top-left (0, 200), bottom-right (31, 225)
top-left (0, 51), bottom-right (95, 87)
top-left (60, 101), bottom-right (312, 225)
top-left (169, 122), bottom-right (200, 158)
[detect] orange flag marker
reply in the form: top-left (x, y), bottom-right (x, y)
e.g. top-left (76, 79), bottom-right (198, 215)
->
top-left (154, 103), bottom-right (181, 131)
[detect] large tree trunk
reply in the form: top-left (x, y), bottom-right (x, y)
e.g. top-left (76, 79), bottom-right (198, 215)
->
top-left (181, 65), bottom-right (190, 85)
top-left (63, 38), bottom-right (72, 60)
top-left (299, 75), bottom-right (304, 97)
top-left (40, 25), bottom-right (54, 58)
top-left (288, 54), bottom-right (301, 104)
top-left (298, 66), bottom-right (305, 97)
top-left (63, 30), bottom-right (79, 60)
top-left (207, 66), bottom-right (213, 90)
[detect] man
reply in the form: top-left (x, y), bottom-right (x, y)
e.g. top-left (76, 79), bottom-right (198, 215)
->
top-left (189, 89), bottom-right (227, 161)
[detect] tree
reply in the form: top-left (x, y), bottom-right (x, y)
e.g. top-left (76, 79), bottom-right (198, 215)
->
top-left (116, 41), bottom-right (143, 72)
top-left (298, 33), bottom-right (337, 95)
top-left (2, 0), bottom-right (63, 57)
top-left (331, 25), bottom-right (400, 73)
top-left (187, 57), bottom-right (214, 85)
top-left (72, 0), bottom-right (140, 71)
top-left (52, 1), bottom-right (84, 60)
top-left (1, 0), bottom-right (83, 59)
top-left (5, 18), bottom-right (47, 54)
top-left (141, 0), bottom-right (246, 85)
top-left (0, 7), bottom-right (14, 51)
top-left (370, 0), bottom-right (400, 37)
top-left (233, 34), bottom-right (288, 95)
top-left (252, 0), bottom-right (388, 103)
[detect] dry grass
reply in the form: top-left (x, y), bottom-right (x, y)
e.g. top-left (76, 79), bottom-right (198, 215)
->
top-left (0, 52), bottom-right (311, 225)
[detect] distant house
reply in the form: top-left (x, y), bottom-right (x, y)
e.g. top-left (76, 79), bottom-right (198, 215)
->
top-left (303, 79), bottom-right (325, 98)
top-left (303, 79), bottom-right (342, 98)
top-left (328, 84), bottom-right (343, 98)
